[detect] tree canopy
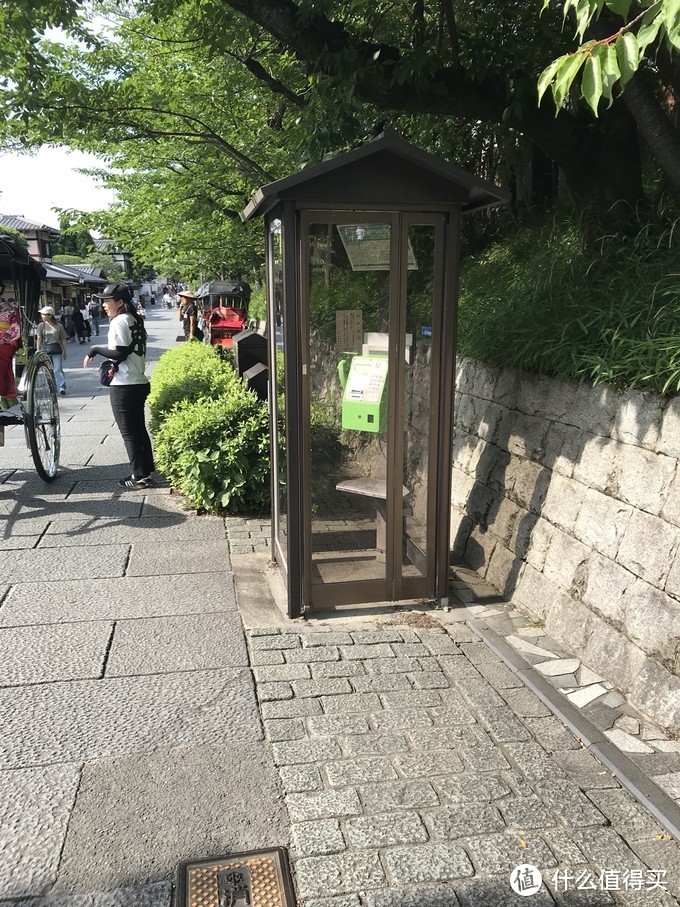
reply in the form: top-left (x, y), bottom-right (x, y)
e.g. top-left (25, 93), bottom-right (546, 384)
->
top-left (1, 0), bottom-right (679, 275)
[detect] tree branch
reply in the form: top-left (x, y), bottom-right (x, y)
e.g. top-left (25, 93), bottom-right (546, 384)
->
top-left (242, 56), bottom-right (307, 106)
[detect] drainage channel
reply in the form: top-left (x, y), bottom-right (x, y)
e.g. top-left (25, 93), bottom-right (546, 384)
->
top-left (469, 618), bottom-right (680, 842)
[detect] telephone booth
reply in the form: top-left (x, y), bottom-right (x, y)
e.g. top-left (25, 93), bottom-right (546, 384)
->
top-left (242, 130), bottom-right (508, 617)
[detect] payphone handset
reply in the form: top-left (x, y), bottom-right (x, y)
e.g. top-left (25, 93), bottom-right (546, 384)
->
top-left (338, 355), bottom-right (388, 433)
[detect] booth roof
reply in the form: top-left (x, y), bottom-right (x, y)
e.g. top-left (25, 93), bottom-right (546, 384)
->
top-left (242, 129), bottom-right (510, 222)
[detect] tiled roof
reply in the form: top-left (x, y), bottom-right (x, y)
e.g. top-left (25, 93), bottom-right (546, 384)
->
top-left (0, 213), bottom-right (60, 235)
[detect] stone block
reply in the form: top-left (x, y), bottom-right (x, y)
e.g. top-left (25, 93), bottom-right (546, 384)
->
top-left (286, 647), bottom-right (340, 663)
top-left (338, 644), bottom-right (393, 660)
top-left (582, 553), bottom-right (634, 624)
top-left (370, 709), bottom-right (433, 731)
top-left (272, 738), bottom-right (342, 765)
top-left (383, 844), bottom-right (473, 885)
top-left (394, 751), bottom-right (464, 778)
top-left (345, 811), bottom-right (428, 848)
top-left (498, 794), bottom-right (556, 829)
top-left (261, 697), bottom-right (322, 719)
top-left (364, 657), bottom-right (419, 674)
top-left (451, 429), bottom-right (477, 473)
top-left (380, 690), bottom-right (442, 710)
top-left (433, 773), bottom-right (512, 804)
top-left (301, 631), bottom-right (354, 646)
top-left (615, 445), bottom-right (676, 515)
top-left (534, 779), bottom-right (607, 827)
top-left (472, 361), bottom-right (501, 401)
top-left (366, 886), bottom-right (460, 907)
top-left (250, 634), bottom-right (301, 651)
top-left (358, 779), bottom-right (439, 812)
top-left (625, 579), bottom-right (680, 664)
top-left (610, 387), bottom-right (664, 449)
top-left (661, 470), bottom-right (680, 528)
top-left (542, 528), bottom-right (590, 594)
top-left (616, 510), bottom-right (680, 587)
top-left (541, 472), bottom-right (586, 534)
top-left (350, 630), bottom-right (404, 645)
top-left (629, 657), bottom-right (680, 735)
top-left (513, 563), bottom-right (562, 621)
top-left (582, 612), bottom-right (646, 699)
top-left (326, 757), bottom-right (398, 786)
top-left (486, 497), bottom-right (520, 546)
top-left (467, 832), bottom-right (556, 874)
top-left (498, 410), bottom-right (549, 461)
top-left (351, 673), bottom-right (412, 694)
top-left (541, 422), bottom-right (579, 477)
top-left (574, 488), bottom-right (632, 559)
top-left (278, 766), bottom-right (323, 799)
top-left (291, 677), bottom-right (353, 698)
top-left (659, 396), bottom-right (680, 458)
top-left (389, 642), bottom-right (430, 658)
top-left (253, 663), bottom-right (311, 683)
top-left (572, 433), bottom-right (622, 494)
top-left (464, 523), bottom-right (498, 575)
top-left (502, 741), bottom-right (567, 781)
top-left (510, 460), bottom-right (551, 515)
top-left (478, 401), bottom-right (505, 445)
top-left (562, 381), bottom-right (619, 436)
top-left (291, 819), bottom-right (346, 856)
top-left (263, 718), bottom-right (306, 742)
top-left (311, 661), bottom-right (366, 679)
top-left (424, 804), bottom-right (505, 840)
top-left (450, 468), bottom-right (477, 511)
top-left (493, 367), bottom-right (521, 409)
top-left (524, 518), bottom-right (555, 572)
top-left (294, 852), bottom-right (384, 898)
top-left (343, 733), bottom-right (409, 757)
top-left (0, 763), bottom-right (80, 899)
top-left (286, 789), bottom-right (362, 823)
top-left (0, 622), bottom-right (111, 686)
top-left (321, 693), bottom-right (382, 714)
top-left (485, 542), bottom-right (524, 598)
top-left (307, 714), bottom-right (370, 736)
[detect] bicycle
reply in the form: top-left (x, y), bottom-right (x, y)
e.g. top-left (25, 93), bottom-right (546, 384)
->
top-left (1, 350), bottom-right (61, 481)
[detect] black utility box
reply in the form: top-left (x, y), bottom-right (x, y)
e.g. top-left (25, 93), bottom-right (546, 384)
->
top-left (232, 328), bottom-right (268, 377)
top-left (243, 362), bottom-right (268, 401)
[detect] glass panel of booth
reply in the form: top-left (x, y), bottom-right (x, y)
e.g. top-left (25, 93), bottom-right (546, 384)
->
top-left (401, 223), bottom-right (438, 581)
top-left (268, 217), bottom-right (287, 568)
top-left (305, 220), bottom-right (392, 587)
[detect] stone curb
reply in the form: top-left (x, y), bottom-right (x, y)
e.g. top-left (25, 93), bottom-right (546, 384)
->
top-left (469, 618), bottom-right (680, 841)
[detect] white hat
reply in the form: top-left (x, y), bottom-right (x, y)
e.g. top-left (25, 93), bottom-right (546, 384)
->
top-left (39, 306), bottom-right (55, 316)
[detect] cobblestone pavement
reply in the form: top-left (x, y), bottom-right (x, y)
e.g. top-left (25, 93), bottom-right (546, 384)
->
top-left (247, 623), bottom-right (680, 906)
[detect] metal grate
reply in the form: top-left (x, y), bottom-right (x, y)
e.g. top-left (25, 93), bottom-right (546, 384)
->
top-left (175, 848), bottom-right (296, 907)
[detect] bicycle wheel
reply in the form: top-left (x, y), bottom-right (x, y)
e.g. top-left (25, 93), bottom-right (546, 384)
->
top-left (26, 356), bottom-right (60, 481)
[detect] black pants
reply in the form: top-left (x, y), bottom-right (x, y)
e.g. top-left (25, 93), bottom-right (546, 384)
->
top-left (109, 383), bottom-right (155, 478)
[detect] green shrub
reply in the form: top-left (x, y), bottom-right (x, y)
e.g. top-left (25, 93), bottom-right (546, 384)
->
top-left (148, 342), bottom-right (235, 430)
top-left (458, 216), bottom-right (680, 395)
top-left (154, 389), bottom-right (270, 513)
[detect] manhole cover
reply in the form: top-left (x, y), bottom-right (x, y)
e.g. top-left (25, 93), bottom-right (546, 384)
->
top-left (175, 848), bottom-right (296, 907)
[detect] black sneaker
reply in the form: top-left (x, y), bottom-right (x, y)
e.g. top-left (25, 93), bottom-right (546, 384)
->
top-left (118, 474), bottom-right (153, 489)
top-left (59, 389), bottom-right (66, 396)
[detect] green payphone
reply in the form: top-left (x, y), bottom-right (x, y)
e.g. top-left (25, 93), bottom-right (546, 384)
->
top-left (337, 355), bottom-right (388, 433)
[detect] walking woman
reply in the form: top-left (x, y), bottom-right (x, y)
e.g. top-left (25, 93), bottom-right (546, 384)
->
top-left (36, 306), bottom-right (68, 395)
top-left (83, 283), bottom-right (155, 488)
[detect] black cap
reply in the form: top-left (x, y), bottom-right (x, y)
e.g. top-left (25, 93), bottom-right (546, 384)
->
top-left (103, 283), bottom-right (131, 304)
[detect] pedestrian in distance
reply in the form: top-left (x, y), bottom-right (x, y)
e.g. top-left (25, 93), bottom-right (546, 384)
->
top-left (178, 290), bottom-right (203, 342)
top-left (88, 296), bottom-right (101, 335)
top-left (61, 299), bottom-right (75, 341)
top-left (83, 283), bottom-right (155, 489)
top-left (73, 302), bottom-right (86, 344)
top-left (36, 306), bottom-right (68, 395)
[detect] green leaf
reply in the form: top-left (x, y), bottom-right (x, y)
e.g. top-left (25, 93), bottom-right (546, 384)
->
top-left (637, 15), bottom-right (662, 53)
top-left (581, 53), bottom-right (603, 114)
top-left (553, 50), bottom-right (589, 108)
top-left (605, 0), bottom-right (633, 17)
top-left (663, 0), bottom-right (680, 29)
top-left (537, 57), bottom-right (563, 105)
top-left (616, 31), bottom-right (639, 88)
top-left (600, 42), bottom-right (621, 105)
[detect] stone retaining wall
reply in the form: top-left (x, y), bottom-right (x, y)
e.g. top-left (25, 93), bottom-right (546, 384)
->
top-left (450, 358), bottom-right (680, 735)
